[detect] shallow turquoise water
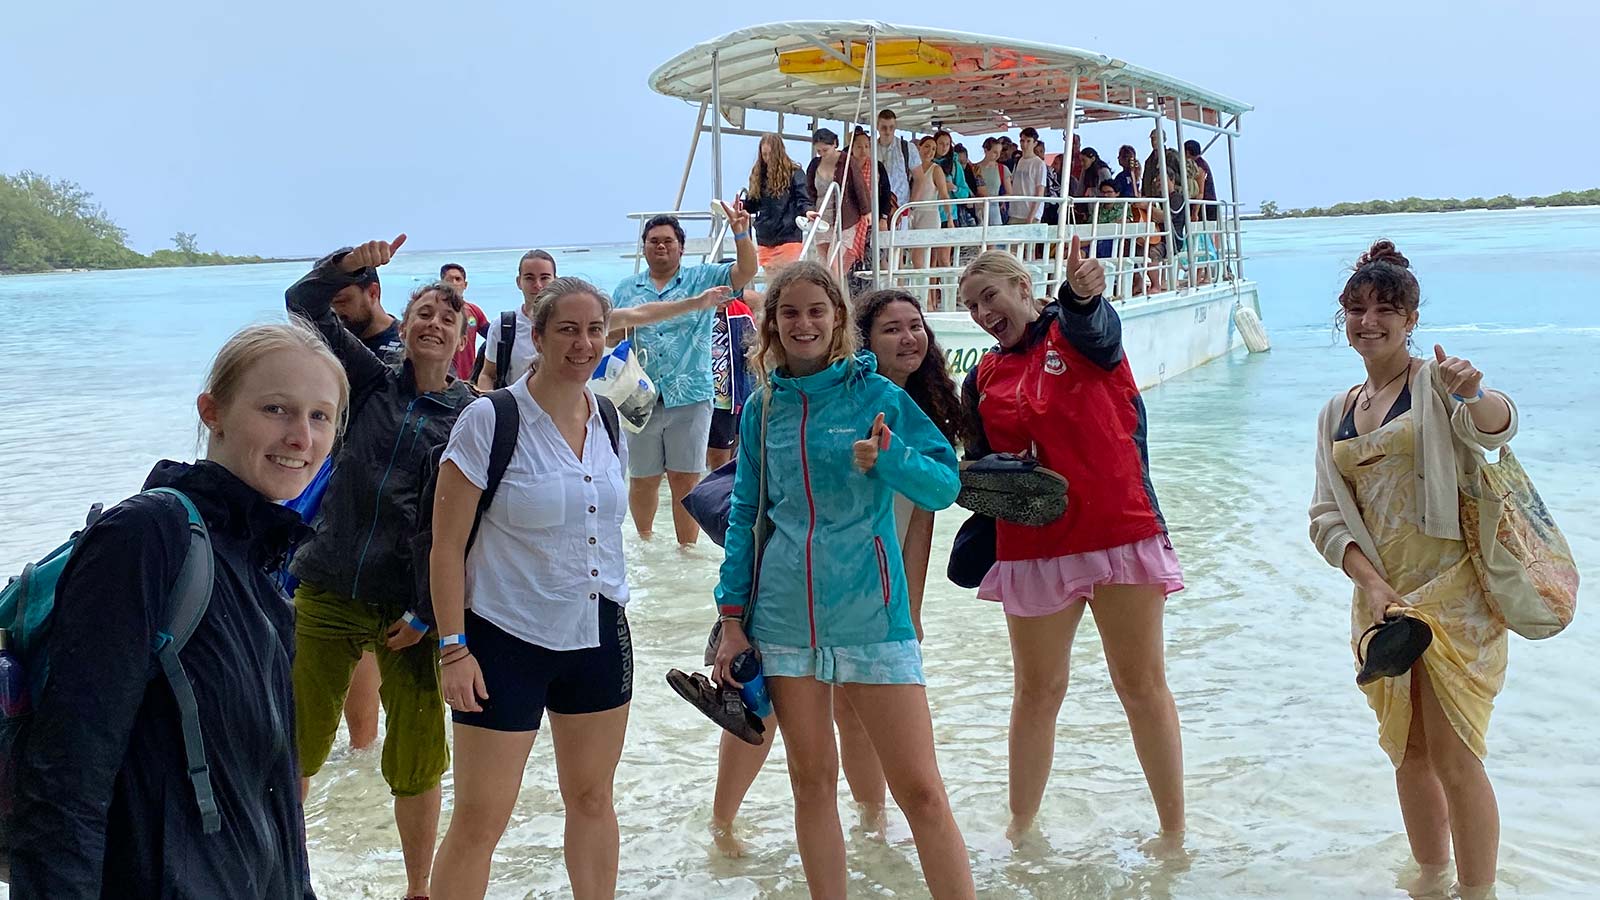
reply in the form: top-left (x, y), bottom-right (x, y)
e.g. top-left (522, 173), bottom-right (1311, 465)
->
top-left (1, 208), bottom-right (1596, 898)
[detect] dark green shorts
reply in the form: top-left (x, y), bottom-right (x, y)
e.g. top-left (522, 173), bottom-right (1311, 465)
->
top-left (291, 583), bottom-right (448, 797)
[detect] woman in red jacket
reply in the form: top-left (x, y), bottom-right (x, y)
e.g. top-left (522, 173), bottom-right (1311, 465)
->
top-left (957, 239), bottom-right (1186, 853)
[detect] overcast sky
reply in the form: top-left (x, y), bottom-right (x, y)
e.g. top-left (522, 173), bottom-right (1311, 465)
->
top-left (5, 1), bottom-right (1595, 256)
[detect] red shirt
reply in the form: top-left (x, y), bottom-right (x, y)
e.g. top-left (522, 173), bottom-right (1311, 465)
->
top-left (963, 297), bottom-right (1165, 561)
top-left (452, 302), bottom-right (489, 381)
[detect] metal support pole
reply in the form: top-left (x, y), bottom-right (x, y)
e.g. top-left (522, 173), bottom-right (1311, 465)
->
top-left (1052, 71), bottom-right (1079, 296)
top-left (710, 49), bottom-right (723, 204)
top-left (1174, 103), bottom-right (1197, 291)
top-left (672, 101), bottom-right (708, 211)
top-left (867, 31), bottom-right (881, 289)
top-left (1154, 104), bottom-right (1174, 293)
top-left (1227, 131), bottom-right (1244, 280)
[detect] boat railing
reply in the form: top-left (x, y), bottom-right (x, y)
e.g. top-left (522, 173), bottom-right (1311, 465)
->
top-left (879, 194), bottom-right (1244, 310)
top-left (798, 181), bottom-right (845, 278)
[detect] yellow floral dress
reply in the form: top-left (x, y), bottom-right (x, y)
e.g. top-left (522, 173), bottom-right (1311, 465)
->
top-left (1334, 410), bottom-right (1507, 766)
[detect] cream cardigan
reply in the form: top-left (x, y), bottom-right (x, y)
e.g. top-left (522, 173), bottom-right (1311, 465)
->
top-left (1308, 360), bottom-right (1519, 580)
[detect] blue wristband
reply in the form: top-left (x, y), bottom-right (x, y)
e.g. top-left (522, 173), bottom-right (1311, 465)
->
top-left (1451, 389), bottom-right (1485, 404)
top-left (402, 611), bottom-right (428, 633)
top-left (732, 230), bottom-right (752, 242)
top-left (438, 634), bottom-right (467, 650)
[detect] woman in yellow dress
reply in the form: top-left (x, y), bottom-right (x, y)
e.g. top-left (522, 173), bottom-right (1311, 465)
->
top-left (1309, 240), bottom-right (1518, 897)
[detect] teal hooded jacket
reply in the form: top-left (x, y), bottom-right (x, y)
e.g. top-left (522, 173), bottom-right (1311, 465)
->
top-left (715, 352), bottom-right (960, 648)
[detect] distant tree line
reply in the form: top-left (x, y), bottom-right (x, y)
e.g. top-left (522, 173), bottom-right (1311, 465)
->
top-left (0, 171), bottom-right (287, 274)
top-left (1254, 188), bottom-right (1600, 220)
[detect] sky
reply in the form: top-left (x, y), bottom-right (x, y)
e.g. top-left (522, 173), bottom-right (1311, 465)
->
top-left (4, 1), bottom-right (1596, 257)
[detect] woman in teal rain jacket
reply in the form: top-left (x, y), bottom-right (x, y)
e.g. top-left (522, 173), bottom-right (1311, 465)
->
top-left (711, 262), bottom-right (976, 899)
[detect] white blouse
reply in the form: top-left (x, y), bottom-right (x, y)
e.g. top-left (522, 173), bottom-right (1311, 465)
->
top-left (442, 380), bottom-right (630, 651)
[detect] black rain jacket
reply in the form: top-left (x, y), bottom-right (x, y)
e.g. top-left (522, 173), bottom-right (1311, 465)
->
top-left (285, 250), bottom-right (477, 616)
top-left (11, 461), bottom-right (316, 899)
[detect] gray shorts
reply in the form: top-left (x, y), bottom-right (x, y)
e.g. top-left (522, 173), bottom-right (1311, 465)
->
top-left (626, 399), bottom-right (713, 477)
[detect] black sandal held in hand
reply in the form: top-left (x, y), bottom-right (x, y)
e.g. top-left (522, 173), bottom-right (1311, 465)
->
top-left (1356, 611), bottom-right (1434, 686)
top-left (957, 453), bottom-right (1069, 527)
top-left (665, 669), bottom-right (766, 745)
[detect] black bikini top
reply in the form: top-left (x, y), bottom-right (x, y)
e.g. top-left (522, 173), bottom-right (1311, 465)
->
top-left (1335, 382), bottom-right (1412, 441)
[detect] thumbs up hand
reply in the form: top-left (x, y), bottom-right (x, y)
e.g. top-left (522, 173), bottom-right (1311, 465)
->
top-left (340, 233), bottom-right (407, 273)
top-left (1065, 234), bottom-right (1106, 302)
top-left (1433, 344), bottom-right (1484, 400)
top-left (853, 413), bottom-right (891, 473)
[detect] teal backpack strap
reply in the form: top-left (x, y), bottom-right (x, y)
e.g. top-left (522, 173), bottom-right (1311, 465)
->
top-left (144, 487), bottom-right (221, 835)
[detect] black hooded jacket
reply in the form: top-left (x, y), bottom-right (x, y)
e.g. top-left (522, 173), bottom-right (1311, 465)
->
top-left (751, 168), bottom-right (812, 247)
top-left (11, 461), bottom-right (316, 899)
top-left (285, 250), bottom-right (477, 615)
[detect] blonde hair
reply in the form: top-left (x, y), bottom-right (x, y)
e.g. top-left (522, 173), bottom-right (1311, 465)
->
top-left (749, 261), bottom-right (857, 382)
top-left (200, 319), bottom-right (351, 447)
top-left (748, 133), bottom-right (803, 200)
top-left (957, 250), bottom-right (1034, 296)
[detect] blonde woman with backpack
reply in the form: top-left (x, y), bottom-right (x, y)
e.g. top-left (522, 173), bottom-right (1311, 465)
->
top-left (8, 322), bottom-right (347, 898)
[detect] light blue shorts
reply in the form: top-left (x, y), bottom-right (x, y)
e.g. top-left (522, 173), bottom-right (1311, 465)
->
top-left (625, 399), bottom-right (712, 477)
top-left (754, 639), bottom-right (925, 686)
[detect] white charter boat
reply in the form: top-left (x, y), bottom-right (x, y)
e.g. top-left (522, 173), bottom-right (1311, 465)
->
top-left (631, 21), bottom-right (1269, 388)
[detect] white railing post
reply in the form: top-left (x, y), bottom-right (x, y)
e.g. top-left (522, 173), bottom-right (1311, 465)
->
top-left (673, 101), bottom-right (708, 212)
top-left (1173, 101), bottom-right (1198, 291)
top-left (1227, 131), bottom-right (1244, 281)
top-left (710, 50), bottom-right (723, 203)
top-left (1153, 106), bottom-right (1176, 293)
top-left (1054, 72), bottom-right (1079, 296)
top-left (866, 30), bottom-right (881, 291)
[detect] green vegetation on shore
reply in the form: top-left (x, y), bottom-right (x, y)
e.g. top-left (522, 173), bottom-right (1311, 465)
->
top-left (1256, 188), bottom-right (1600, 219)
top-left (0, 171), bottom-right (289, 274)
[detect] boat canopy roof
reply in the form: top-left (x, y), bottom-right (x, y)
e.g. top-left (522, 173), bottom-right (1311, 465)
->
top-left (648, 20), bottom-right (1252, 135)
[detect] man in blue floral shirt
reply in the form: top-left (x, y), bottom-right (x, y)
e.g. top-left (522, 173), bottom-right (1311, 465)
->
top-left (613, 209), bottom-right (756, 546)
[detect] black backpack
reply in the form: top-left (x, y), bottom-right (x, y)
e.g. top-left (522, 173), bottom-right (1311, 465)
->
top-left (409, 389), bottom-right (621, 626)
top-left (468, 311), bottom-right (519, 390)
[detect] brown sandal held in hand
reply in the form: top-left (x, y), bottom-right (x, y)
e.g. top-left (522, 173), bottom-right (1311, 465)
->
top-left (665, 669), bottom-right (765, 745)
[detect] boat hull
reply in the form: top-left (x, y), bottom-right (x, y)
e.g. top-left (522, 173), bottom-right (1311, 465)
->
top-left (928, 281), bottom-right (1263, 390)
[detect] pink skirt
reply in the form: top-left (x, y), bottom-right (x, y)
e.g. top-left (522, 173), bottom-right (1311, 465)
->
top-left (977, 534), bottom-right (1185, 618)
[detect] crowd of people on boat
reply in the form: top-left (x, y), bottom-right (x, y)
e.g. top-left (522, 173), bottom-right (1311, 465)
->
top-left (3, 217), bottom-right (1522, 900)
top-left (744, 107), bottom-right (1227, 306)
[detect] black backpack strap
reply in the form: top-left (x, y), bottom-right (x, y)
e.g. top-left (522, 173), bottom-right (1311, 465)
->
top-left (467, 389), bottom-right (521, 550)
top-left (143, 487), bottom-right (221, 835)
top-left (468, 341), bottom-right (488, 384)
top-left (494, 311), bottom-right (517, 390)
top-left (595, 395), bottom-right (621, 457)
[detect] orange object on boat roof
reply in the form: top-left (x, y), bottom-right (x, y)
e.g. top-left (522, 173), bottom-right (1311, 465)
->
top-left (778, 39), bottom-right (953, 85)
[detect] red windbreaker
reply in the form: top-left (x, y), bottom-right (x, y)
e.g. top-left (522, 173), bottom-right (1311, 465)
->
top-left (961, 294), bottom-right (1166, 561)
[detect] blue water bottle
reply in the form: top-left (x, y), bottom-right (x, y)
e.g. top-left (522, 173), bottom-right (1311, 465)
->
top-left (0, 628), bottom-right (30, 718)
top-left (730, 649), bottom-right (772, 719)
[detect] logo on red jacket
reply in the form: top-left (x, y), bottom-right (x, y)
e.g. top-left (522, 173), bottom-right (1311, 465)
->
top-left (1043, 349), bottom-right (1066, 375)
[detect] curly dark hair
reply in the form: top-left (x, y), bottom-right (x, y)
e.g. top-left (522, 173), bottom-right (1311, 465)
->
top-left (1336, 239), bottom-right (1421, 332)
top-left (853, 289), bottom-right (963, 446)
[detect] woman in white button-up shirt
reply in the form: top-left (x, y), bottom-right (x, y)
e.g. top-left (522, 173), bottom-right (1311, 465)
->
top-left (428, 277), bottom-right (633, 899)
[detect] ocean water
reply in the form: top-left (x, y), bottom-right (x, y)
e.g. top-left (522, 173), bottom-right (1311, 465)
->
top-left (1, 208), bottom-right (1597, 898)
